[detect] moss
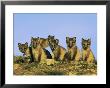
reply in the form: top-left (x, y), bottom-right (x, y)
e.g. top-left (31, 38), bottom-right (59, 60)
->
top-left (13, 56), bottom-right (97, 75)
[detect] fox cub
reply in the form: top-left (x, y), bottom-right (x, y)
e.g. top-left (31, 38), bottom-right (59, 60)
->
top-left (50, 38), bottom-right (66, 61)
top-left (81, 38), bottom-right (95, 63)
top-left (39, 37), bottom-right (54, 65)
top-left (65, 37), bottom-right (81, 61)
top-left (18, 42), bottom-right (33, 63)
top-left (31, 37), bottom-right (46, 63)
top-left (31, 37), bottom-right (52, 64)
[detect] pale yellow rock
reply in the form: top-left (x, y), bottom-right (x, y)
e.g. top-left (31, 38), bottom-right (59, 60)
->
top-left (46, 59), bottom-right (55, 65)
top-left (68, 72), bottom-right (74, 75)
top-left (13, 64), bottom-right (20, 70)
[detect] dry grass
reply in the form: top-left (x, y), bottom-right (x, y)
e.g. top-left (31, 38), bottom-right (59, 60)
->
top-left (13, 56), bottom-right (97, 75)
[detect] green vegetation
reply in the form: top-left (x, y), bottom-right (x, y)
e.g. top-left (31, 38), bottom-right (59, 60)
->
top-left (13, 56), bottom-right (97, 75)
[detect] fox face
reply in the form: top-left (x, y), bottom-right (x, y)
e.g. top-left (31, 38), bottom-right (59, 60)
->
top-left (18, 42), bottom-right (28, 54)
top-left (82, 38), bottom-right (91, 50)
top-left (39, 38), bottom-right (49, 48)
top-left (48, 35), bottom-right (55, 43)
top-left (66, 37), bottom-right (76, 48)
top-left (51, 39), bottom-right (59, 50)
top-left (31, 37), bottom-right (40, 48)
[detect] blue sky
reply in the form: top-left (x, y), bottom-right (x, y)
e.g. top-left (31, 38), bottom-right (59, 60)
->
top-left (14, 13), bottom-right (97, 59)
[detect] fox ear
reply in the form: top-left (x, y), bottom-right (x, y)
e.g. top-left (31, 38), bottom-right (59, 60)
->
top-left (48, 35), bottom-right (52, 38)
top-left (18, 43), bottom-right (21, 46)
top-left (31, 37), bottom-right (33, 40)
top-left (56, 39), bottom-right (59, 44)
top-left (88, 39), bottom-right (91, 43)
top-left (82, 38), bottom-right (84, 41)
top-left (66, 37), bottom-right (69, 42)
top-left (73, 37), bottom-right (76, 40)
top-left (25, 42), bottom-right (28, 46)
top-left (82, 38), bottom-right (85, 44)
top-left (37, 37), bottom-right (39, 40)
top-left (52, 36), bottom-right (54, 39)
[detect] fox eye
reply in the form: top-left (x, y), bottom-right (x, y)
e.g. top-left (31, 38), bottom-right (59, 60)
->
top-left (87, 43), bottom-right (90, 45)
top-left (73, 40), bottom-right (75, 43)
